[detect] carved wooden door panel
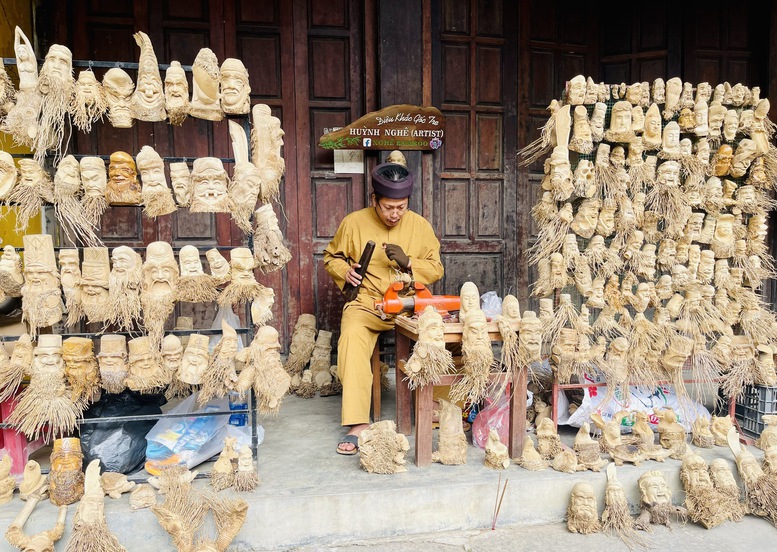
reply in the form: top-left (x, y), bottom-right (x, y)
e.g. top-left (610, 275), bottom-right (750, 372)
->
top-left (431, 0), bottom-right (518, 300)
top-left (298, 0), bottom-right (367, 335)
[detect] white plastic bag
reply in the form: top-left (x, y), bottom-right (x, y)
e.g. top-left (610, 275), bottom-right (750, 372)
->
top-left (480, 291), bottom-right (502, 320)
top-left (564, 377), bottom-right (710, 432)
top-left (145, 392), bottom-right (254, 474)
top-left (210, 304), bottom-right (245, 350)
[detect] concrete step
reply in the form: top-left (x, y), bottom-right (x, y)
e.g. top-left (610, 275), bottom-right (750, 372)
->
top-left (0, 388), bottom-right (752, 551)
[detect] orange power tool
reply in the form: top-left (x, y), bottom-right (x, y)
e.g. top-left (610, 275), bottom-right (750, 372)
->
top-left (374, 281), bottom-right (461, 319)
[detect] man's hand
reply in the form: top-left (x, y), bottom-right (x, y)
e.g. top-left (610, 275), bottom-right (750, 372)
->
top-left (345, 263), bottom-right (362, 286)
top-left (384, 243), bottom-right (410, 270)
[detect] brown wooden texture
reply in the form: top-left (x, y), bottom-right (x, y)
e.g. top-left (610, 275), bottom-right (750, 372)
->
top-left (432, 0), bottom-right (518, 306)
top-left (303, 0), bottom-right (368, 340)
top-left (518, 0), bottom-right (598, 312)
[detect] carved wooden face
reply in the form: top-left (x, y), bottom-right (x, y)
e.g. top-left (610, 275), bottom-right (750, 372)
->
top-left (206, 249), bottom-right (230, 278)
top-left (137, 148), bottom-right (168, 193)
top-left (32, 346), bottom-right (64, 377)
top-left (41, 45), bottom-right (73, 84)
top-left (164, 65), bottom-right (189, 108)
top-left (639, 472), bottom-right (672, 505)
top-left (463, 309), bottom-right (490, 352)
top-left (519, 315), bottom-right (542, 360)
top-left (98, 354), bottom-right (127, 381)
top-left (731, 139), bottom-right (758, 178)
top-left (179, 346), bottom-right (209, 384)
top-left (179, 246), bottom-right (204, 277)
top-left (54, 155), bottom-right (81, 196)
top-left (608, 103), bottom-right (632, 134)
top-left (418, 310), bottom-right (445, 348)
top-left (169, 163), bottom-right (191, 206)
top-left (143, 251), bottom-right (178, 296)
top-left (656, 161), bottom-right (680, 187)
top-left (723, 110), bottom-right (739, 140)
top-left (662, 122), bottom-right (680, 151)
top-left (108, 156), bottom-right (140, 194)
top-left (569, 482), bottom-right (598, 520)
top-left (103, 68), bottom-right (134, 124)
top-left (80, 158), bottom-right (107, 197)
top-left (0, 157), bottom-right (16, 199)
top-left (190, 161), bottom-right (229, 211)
top-left (220, 63), bottom-right (250, 113)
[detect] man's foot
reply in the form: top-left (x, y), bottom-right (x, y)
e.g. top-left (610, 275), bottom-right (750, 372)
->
top-left (337, 423), bottom-right (369, 455)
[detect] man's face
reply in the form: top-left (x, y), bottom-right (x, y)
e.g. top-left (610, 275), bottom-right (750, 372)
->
top-left (232, 257), bottom-right (256, 284)
top-left (109, 162), bottom-right (136, 187)
top-left (571, 486), bottom-right (596, 516)
top-left (373, 195), bottom-right (409, 228)
top-left (182, 349), bottom-right (208, 375)
top-left (99, 355), bottom-right (125, 373)
top-left (611, 108), bottom-right (630, 132)
top-left (146, 260), bottom-right (176, 292)
top-left (82, 283), bottom-right (108, 303)
top-left (35, 349), bottom-right (63, 373)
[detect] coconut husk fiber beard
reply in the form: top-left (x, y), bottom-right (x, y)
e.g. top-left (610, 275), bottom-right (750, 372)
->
top-left (108, 267), bottom-right (142, 332)
top-left (141, 289), bottom-right (176, 350)
top-left (217, 279), bottom-right (268, 308)
top-left (81, 194), bottom-right (108, 228)
top-left (70, 76), bottom-right (107, 134)
top-left (177, 274), bottom-right (219, 303)
top-left (198, 323), bottom-right (238, 407)
top-left (449, 346), bottom-right (493, 406)
top-left (21, 287), bottom-right (63, 338)
top-left (7, 370), bottom-right (82, 441)
top-left (0, 334), bottom-right (32, 403)
top-left (403, 341), bottom-right (454, 390)
top-left (34, 71), bottom-right (75, 164)
top-left (9, 160), bottom-right (54, 234)
top-left (142, 188), bottom-right (177, 218)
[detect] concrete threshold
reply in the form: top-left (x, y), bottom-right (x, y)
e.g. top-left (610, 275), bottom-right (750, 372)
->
top-left (0, 382), bottom-right (756, 551)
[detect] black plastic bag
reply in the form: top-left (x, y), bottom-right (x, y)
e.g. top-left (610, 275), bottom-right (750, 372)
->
top-left (80, 390), bottom-right (166, 474)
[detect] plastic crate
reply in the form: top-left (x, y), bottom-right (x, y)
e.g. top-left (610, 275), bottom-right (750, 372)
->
top-left (735, 385), bottom-right (777, 438)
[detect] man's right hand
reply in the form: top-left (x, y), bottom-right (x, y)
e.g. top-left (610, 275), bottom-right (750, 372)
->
top-left (345, 263), bottom-right (362, 287)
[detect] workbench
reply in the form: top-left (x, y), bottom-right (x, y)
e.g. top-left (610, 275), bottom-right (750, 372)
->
top-left (393, 315), bottom-right (527, 467)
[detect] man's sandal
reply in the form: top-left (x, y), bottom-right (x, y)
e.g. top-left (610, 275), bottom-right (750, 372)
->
top-left (336, 434), bottom-right (359, 456)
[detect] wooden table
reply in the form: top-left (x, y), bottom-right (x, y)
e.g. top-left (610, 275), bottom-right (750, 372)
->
top-left (394, 316), bottom-right (527, 467)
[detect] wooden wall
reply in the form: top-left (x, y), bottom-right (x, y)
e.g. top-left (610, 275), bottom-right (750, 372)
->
top-left (30, 0), bottom-right (777, 345)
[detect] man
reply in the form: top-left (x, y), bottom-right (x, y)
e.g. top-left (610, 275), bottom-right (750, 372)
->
top-left (324, 157), bottom-right (443, 455)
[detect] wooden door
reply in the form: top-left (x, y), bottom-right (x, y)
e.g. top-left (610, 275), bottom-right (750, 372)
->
top-left (431, 0), bottom-right (519, 301)
top-left (298, 0), bottom-right (368, 335)
top-left (517, 0), bottom-right (598, 311)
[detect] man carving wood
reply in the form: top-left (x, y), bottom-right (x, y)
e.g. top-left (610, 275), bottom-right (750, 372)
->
top-left (324, 154), bottom-right (443, 455)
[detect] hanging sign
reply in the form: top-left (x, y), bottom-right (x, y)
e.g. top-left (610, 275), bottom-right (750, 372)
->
top-left (319, 104), bottom-right (445, 151)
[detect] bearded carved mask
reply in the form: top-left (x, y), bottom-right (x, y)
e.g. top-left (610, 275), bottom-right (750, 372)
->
top-left (102, 68), bottom-right (134, 128)
top-left (220, 58), bottom-right (251, 115)
top-left (189, 157), bottom-right (229, 212)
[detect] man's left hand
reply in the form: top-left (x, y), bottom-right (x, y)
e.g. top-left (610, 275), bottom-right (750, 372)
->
top-left (384, 243), bottom-right (410, 270)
